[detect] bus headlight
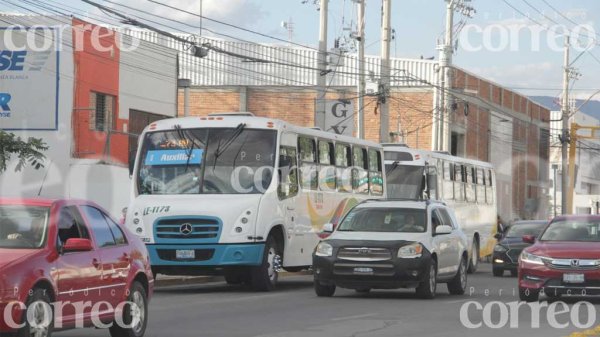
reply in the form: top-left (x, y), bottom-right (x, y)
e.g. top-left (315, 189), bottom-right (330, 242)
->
top-left (315, 242), bottom-right (333, 257)
top-left (398, 243), bottom-right (423, 258)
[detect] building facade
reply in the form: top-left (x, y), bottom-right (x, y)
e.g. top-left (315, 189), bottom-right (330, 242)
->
top-left (0, 15), bottom-right (178, 215)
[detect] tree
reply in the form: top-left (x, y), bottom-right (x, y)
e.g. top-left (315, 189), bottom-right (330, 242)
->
top-left (0, 131), bottom-right (48, 173)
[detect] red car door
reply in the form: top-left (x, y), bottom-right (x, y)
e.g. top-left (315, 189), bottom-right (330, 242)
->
top-left (54, 205), bottom-right (104, 327)
top-left (79, 205), bottom-right (130, 309)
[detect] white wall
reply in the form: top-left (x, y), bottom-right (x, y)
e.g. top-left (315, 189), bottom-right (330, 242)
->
top-left (118, 35), bottom-right (178, 120)
top-left (0, 15), bottom-right (76, 201)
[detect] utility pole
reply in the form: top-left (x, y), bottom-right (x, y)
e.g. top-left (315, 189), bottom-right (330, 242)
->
top-left (379, 0), bottom-right (391, 143)
top-left (560, 36), bottom-right (570, 215)
top-left (316, 0), bottom-right (329, 130)
top-left (439, 0), bottom-right (455, 152)
top-left (356, 0), bottom-right (366, 139)
top-left (437, 0), bottom-right (475, 152)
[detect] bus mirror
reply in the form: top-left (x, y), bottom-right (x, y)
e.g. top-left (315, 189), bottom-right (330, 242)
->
top-left (128, 152), bottom-right (136, 176)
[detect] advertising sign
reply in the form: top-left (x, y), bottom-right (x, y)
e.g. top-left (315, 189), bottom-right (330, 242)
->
top-left (0, 27), bottom-right (60, 130)
top-left (323, 99), bottom-right (355, 136)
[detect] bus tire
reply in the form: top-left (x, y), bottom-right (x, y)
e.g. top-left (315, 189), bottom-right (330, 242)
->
top-left (251, 235), bottom-right (282, 291)
top-left (224, 268), bottom-right (244, 285)
top-left (467, 238), bottom-right (479, 274)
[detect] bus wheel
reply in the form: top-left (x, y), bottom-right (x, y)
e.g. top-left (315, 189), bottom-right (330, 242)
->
top-left (251, 235), bottom-right (282, 291)
top-left (467, 239), bottom-right (479, 274)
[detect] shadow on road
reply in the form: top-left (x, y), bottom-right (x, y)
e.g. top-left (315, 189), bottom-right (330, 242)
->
top-left (155, 279), bottom-right (314, 295)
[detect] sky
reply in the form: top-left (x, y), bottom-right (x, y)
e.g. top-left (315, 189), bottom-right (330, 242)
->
top-left (3, 0), bottom-right (600, 103)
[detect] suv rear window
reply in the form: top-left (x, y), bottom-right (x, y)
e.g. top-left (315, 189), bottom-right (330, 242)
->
top-left (338, 207), bottom-right (426, 233)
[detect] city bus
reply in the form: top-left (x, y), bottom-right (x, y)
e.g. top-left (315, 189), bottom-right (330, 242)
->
top-left (125, 113), bottom-right (386, 290)
top-left (383, 144), bottom-right (497, 273)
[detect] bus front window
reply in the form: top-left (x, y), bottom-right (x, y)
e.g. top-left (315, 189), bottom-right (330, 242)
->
top-left (137, 128), bottom-right (277, 195)
top-left (385, 164), bottom-right (424, 199)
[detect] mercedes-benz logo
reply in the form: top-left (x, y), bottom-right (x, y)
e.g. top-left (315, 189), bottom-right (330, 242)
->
top-left (571, 259), bottom-right (580, 268)
top-left (180, 223), bottom-right (193, 235)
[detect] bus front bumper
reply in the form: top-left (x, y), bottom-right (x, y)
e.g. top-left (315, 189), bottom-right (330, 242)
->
top-left (147, 243), bottom-right (265, 267)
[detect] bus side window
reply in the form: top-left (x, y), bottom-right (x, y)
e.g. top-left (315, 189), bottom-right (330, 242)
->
top-left (278, 147), bottom-right (299, 200)
top-left (368, 149), bottom-right (384, 196)
top-left (454, 164), bottom-right (465, 201)
top-left (465, 166), bottom-right (476, 203)
top-left (298, 137), bottom-right (318, 190)
top-left (486, 170), bottom-right (494, 204)
top-left (335, 143), bottom-right (352, 193)
top-left (352, 147), bottom-right (369, 194)
top-left (476, 167), bottom-right (485, 204)
top-left (318, 140), bottom-right (336, 191)
top-left (442, 161), bottom-right (454, 200)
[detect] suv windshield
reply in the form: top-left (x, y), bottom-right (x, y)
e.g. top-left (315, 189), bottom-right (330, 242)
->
top-left (338, 207), bottom-right (427, 233)
top-left (137, 128), bottom-right (277, 195)
top-left (505, 223), bottom-right (545, 238)
top-left (0, 206), bottom-right (49, 249)
top-left (385, 164), bottom-right (424, 199)
top-left (539, 220), bottom-right (600, 242)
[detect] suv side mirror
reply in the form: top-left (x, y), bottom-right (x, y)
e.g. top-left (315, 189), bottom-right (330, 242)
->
top-left (63, 238), bottom-right (94, 253)
top-left (435, 225), bottom-right (453, 235)
top-left (322, 223), bottom-right (334, 233)
top-left (522, 235), bottom-right (536, 244)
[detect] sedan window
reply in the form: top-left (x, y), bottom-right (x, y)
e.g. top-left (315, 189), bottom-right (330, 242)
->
top-left (81, 206), bottom-right (117, 248)
top-left (0, 206), bottom-right (49, 249)
top-left (540, 221), bottom-right (600, 242)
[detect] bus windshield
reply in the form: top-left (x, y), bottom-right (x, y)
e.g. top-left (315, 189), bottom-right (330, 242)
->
top-left (385, 164), bottom-right (424, 199)
top-left (137, 127), bottom-right (277, 195)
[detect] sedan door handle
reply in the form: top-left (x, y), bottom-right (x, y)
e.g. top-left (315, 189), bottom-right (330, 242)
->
top-left (92, 258), bottom-right (101, 269)
top-left (287, 206), bottom-right (295, 211)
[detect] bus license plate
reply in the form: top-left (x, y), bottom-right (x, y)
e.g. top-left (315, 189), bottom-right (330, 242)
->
top-left (563, 273), bottom-right (585, 284)
top-left (354, 267), bottom-right (374, 274)
top-left (176, 250), bottom-right (195, 260)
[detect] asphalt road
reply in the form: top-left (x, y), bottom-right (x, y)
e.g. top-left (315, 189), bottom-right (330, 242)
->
top-left (57, 263), bottom-right (600, 337)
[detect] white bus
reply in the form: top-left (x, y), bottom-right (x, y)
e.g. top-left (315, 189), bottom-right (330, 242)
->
top-left (126, 113), bottom-right (386, 290)
top-left (383, 144), bottom-right (497, 273)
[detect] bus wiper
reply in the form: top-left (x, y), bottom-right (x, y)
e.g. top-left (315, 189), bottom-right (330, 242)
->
top-left (213, 123), bottom-right (246, 163)
top-left (387, 161), bottom-right (400, 175)
top-left (174, 124), bottom-right (201, 173)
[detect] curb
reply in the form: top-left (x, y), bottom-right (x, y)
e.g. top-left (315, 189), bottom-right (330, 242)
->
top-left (155, 270), bottom-right (312, 288)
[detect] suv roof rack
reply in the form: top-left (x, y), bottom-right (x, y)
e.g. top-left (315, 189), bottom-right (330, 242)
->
top-left (359, 198), bottom-right (446, 206)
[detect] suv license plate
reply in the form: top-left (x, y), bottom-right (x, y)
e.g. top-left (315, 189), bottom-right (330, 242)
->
top-left (176, 249), bottom-right (195, 260)
top-left (354, 267), bottom-right (374, 274)
top-left (563, 273), bottom-right (585, 284)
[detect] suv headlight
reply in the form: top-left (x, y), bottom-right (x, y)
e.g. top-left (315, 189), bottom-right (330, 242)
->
top-left (398, 243), bottom-right (423, 258)
top-left (494, 245), bottom-right (508, 253)
top-left (520, 251), bottom-right (545, 265)
top-left (315, 242), bottom-right (333, 257)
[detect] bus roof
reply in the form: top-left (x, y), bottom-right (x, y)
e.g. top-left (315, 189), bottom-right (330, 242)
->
top-left (145, 114), bottom-right (383, 149)
top-left (383, 144), bottom-right (494, 169)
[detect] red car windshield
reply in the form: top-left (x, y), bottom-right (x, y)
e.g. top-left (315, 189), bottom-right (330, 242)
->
top-left (539, 220), bottom-right (600, 242)
top-left (0, 205), bottom-right (50, 249)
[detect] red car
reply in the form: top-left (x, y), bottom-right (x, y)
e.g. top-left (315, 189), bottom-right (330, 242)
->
top-left (0, 198), bottom-right (153, 337)
top-left (518, 215), bottom-right (600, 302)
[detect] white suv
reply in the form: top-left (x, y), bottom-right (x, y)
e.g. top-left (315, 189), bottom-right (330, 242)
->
top-left (312, 199), bottom-right (469, 299)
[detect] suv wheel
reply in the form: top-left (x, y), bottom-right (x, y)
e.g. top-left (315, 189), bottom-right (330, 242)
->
top-left (467, 239), bottom-right (479, 273)
top-left (416, 260), bottom-right (437, 299)
top-left (447, 257), bottom-right (467, 295)
top-left (314, 281), bottom-right (336, 297)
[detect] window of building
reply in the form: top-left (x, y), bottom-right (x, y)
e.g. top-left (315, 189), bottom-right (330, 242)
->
top-left (90, 92), bottom-right (115, 132)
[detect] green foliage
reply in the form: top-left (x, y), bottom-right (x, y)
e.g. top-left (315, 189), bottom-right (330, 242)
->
top-left (0, 131), bottom-right (49, 173)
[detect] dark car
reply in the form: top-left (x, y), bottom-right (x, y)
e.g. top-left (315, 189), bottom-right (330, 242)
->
top-left (492, 220), bottom-right (547, 277)
top-left (519, 215), bottom-right (600, 302)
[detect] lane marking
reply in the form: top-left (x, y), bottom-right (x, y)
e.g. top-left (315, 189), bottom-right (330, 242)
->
top-left (331, 313), bottom-right (379, 321)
